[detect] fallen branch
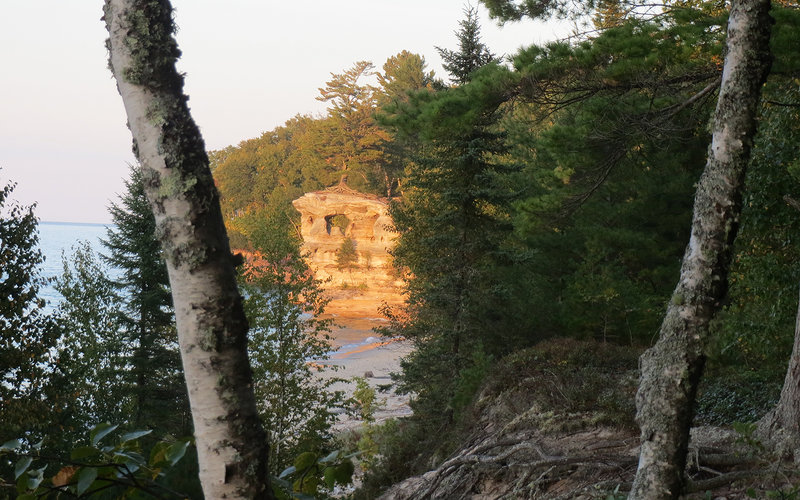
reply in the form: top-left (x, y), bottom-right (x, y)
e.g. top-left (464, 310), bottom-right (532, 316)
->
top-left (686, 469), bottom-right (771, 493)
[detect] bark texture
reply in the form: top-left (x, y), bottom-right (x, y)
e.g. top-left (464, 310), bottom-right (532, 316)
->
top-left (103, 1), bottom-right (273, 498)
top-left (629, 1), bottom-right (773, 498)
top-left (757, 287), bottom-right (800, 457)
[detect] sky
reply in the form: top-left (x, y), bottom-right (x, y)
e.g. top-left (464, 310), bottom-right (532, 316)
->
top-left (1, 1), bottom-right (570, 224)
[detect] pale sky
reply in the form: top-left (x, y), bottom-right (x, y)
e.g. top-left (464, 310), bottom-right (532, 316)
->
top-left (1, 1), bottom-right (570, 224)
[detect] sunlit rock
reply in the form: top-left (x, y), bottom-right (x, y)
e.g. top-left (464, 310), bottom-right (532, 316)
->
top-left (292, 182), bottom-right (404, 318)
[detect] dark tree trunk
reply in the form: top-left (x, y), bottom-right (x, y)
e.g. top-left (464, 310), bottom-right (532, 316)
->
top-left (629, 1), bottom-right (773, 498)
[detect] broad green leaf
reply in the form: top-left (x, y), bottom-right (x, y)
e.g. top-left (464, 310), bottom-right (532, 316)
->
top-left (14, 457), bottom-right (33, 479)
top-left (318, 450), bottom-right (339, 463)
top-left (149, 441), bottom-right (169, 467)
top-left (77, 467), bottom-right (98, 495)
top-left (120, 429), bottom-right (152, 443)
top-left (26, 467), bottom-right (45, 490)
top-left (16, 474), bottom-right (26, 494)
top-left (272, 476), bottom-right (292, 490)
top-left (323, 466), bottom-right (336, 489)
top-left (165, 440), bottom-right (190, 465)
top-left (16, 494), bottom-right (35, 500)
top-left (293, 452), bottom-right (317, 471)
top-left (90, 423), bottom-right (118, 446)
top-left (71, 446), bottom-right (100, 460)
top-left (114, 450), bottom-right (145, 465)
top-left (332, 461), bottom-right (354, 485)
top-left (1, 439), bottom-right (22, 452)
top-left (278, 465), bottom-right (296, 479)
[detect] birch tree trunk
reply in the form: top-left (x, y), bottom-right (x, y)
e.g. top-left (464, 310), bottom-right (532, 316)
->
top-left (629, 1), bottom-right (773, 498)
top-left (103, 1), bottom-right (273, 498)
top-left (758, 287), bottom-right (800, 457)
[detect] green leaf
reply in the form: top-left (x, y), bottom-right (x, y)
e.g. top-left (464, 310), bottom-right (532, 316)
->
top-left (120, 429), bottom-right (152, 443)
top-left (71, 446), bottom-right (101, 461)
top-left (90, 423), bottom-right (118, 446)
top-left (293, 452), bottom-right (317, 472)
top-left (1, 439), bottom-right (22, 452)
top-left (332, 460), bottom-right (354, 485)
top-left (114, 450), bottom-right (145, 473)
top-left (165, 440), bottom-right (190, 465)
top-left (318, 450), bottom-right (339, 463)
top-left (77, 467), bottom-right (98, 495)
top-left (16, 474), bottom-right (27, 494)
top-left (26, 467), bottom-right (45, 490)
top-left (323, 466), bottom-right (336, 489)
top-left (278, 465), bottom-right (296, 479)
top-left (16, 494), bottom-right (36, 500)
top-left (271, 475), bottom-right (293, 493)
top-left (14, 457), bottom-right (33, 480)
top-left (149, 441), bottom-right (169, 466)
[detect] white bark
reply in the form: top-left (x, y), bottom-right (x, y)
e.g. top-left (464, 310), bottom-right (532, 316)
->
top-left (629, 1), bottom-right (773, 498)
top-left (103, 1), bottom-right (273, 498)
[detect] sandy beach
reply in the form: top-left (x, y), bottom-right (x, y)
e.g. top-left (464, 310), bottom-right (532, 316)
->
top-left (318, 317), bottom-right (414, 429)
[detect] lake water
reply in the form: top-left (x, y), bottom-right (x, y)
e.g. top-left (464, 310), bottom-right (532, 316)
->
top-left (35, 221), bottom-right (379, 353)
top-left (37, 221), bottom-right (112, 309)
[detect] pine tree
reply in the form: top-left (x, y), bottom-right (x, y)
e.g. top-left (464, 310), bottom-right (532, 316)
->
top-left (316, 61), bottom-right (391, 194)
top-left (336, 237), bottom-right (359, 273)
top-left (0, 179), bottom-right (57, 444)
top-left (102, 165), bottom-right (190, 435)
top-left (436, 5), bottom-right (498, 86)
top-left (386, 65), bottom-right (522, 437)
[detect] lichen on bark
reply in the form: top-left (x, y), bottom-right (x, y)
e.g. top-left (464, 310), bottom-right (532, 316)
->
top-left (629, 0), bottom-right (773, 498)
top-left (103, 1), bottom-right (274, 498)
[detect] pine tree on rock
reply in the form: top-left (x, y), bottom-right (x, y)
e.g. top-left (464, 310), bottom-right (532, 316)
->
top-left (316, 61), bottom-right (390, 194)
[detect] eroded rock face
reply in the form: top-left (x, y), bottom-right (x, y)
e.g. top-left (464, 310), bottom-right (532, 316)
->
top-left (292, 183), bottom-right (403, 318)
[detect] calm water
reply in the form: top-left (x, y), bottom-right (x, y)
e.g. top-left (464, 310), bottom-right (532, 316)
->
top-left (37, 221), bottom-right (112, 309)
top-left (34, 221), bottom-right (376, 352)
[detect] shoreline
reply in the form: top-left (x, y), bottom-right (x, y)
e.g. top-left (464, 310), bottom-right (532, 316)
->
top-left (317, 318), bottom-right (414, 430)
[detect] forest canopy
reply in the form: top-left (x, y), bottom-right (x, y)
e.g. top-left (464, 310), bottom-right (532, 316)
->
top-left (3, 0), bottom-right (800, 498)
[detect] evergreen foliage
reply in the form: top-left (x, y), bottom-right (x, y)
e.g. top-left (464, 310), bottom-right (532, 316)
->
top-left (336, 238), bottom-right (359, 273)
top-left (316, 61), bottom-right (392, 195)
top-left (384, 63), bottom-right (525, 445)
top-left (712, 77), bottom-right (800, 372)
top-left (52, 166), bottom-right (190, 443)
top-left (52, 243), bottom-right (126, 435)
top-left (0, 180), bottom-right (56, 446)
top-left (241, 206), bottom-right (345, 473)
top-left (102, 165), bottom-right (190, 435)
top-left (212, 51), bottom-right (436, 248)
top-left (436, 5), bottom-right (498, 85)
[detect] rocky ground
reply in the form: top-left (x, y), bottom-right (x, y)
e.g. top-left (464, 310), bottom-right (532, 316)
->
top-left (375, 340), bottom-right (800, 499)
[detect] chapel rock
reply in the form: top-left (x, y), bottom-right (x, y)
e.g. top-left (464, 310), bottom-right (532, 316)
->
top-left (292, 183), bottom-right (404, 318)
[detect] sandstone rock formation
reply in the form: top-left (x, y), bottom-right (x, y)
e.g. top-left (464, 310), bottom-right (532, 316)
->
top-left (292, 183), bottom-right (404, 318)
